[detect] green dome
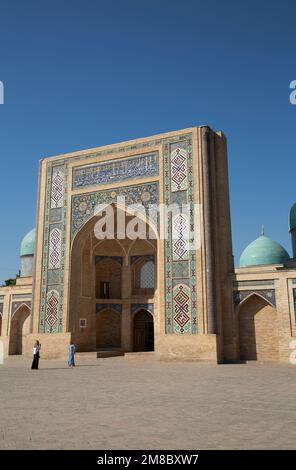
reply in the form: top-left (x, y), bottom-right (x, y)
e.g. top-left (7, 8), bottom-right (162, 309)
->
top-left (20, 228), bottom-right (36, 256)
top-left (289, 203), bottom-right (296, 231)
top-left (239, 235), bottom-right (290, 267)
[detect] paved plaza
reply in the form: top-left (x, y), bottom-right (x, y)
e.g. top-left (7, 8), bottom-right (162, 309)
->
top-left (0, 356), bottom-right (295, 450)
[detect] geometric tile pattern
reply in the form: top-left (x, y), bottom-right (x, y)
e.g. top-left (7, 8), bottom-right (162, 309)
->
top-left (71, 182), bottom-right (159, 239)
top-left (293, 289), bottom-right (296, 321)
top-left (40, 137), bottom-right (166, 334)
top-left (48, 227), bottom-right (62, 269)
top-left (164, 136), bottom-right (197, 334)
top-left (172, 261), bottom-right (189, 278)
top-left (96, 303), bottom-right (122, 314)
top-left (233, 289), bottom-right (276, 308)
top-left (39, 161), bottom-right (68, 334)
top-left (131, 255), bottom-right (154, 265)
top-left (45, 289), bottom-right (60, 333)
top-left (170, 146), bottom-right (188, 192)
top-left (172, 212), bottom-right (189, 261)
top-left (173, 283), bottom-right (191, 333)
top-left (138, 260), bottom-right (155, 289)
top-left (233, 279), bottom-right (275, 287)
top-left (131, 303), bottom-right (154, 315)
top-left (51, 165), bottom-right (64, 208)
top-left (73, 152), bottom-right (158, 189)
top-left (11, 301), bottom-right (31, 316)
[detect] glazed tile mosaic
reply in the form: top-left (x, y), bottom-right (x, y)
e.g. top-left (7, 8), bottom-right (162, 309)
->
top-left (131, 303), bottom-right (154, 315)
top-left (170, 145), bottom-right (188, 192)
top-left (73, 152), bottom-right (158, 189)
top-left (11, 301), bottom-right (31, 316)
top-left (50, 165), bottom-right (64, 209)
top-left (233, 289), bottom-right (276, 308)
top-left (95, 256), bottom-right (123, 265)
top-left (45, 289), bottom-right (61, 333)
top-left (39, 161), bottom-right (68, 333)
top-left (164, 136), bottom-right (197, 334)
top-left (48, 227), bottom-right (62, 269)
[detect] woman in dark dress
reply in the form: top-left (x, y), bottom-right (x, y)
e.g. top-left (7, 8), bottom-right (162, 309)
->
top-left (31, 340), bottom-right (41, 370)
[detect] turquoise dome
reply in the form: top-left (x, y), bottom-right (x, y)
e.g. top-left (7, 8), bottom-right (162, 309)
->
top-left (289, 203), bottom-right (296, 231)
top-left (239, 235), bottom-right (290, 267)
top-left (20, 228), bottom-right (36, 256)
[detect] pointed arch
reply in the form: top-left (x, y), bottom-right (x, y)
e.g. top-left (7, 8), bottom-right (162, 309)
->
top-left (133, 308), bottom-right (154, 352)
top-left (238, 293), bottom-right (279, 361)
top-left (96, 308), bottom-right (121, 349)
top-left (9, 304), bottom-right (31, 355)
top-left (235, 291), bottom-right (275, 314)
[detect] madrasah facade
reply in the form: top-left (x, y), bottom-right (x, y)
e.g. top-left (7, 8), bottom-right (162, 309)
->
top-left (0, 125), bottom-right (295, 363)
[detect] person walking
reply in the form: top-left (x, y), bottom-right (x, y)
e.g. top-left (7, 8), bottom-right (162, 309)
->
top-left (31, 340), bottom-right (41, 370)
top-left (68, 342), bottom-right (75, 367)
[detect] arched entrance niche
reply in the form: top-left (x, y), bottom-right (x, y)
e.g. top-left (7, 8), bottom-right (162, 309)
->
top-left (9, 304), bottom-right (31, 355)
top-left (69, 204), bottom-right (158, 353)
top-left (238, 294), bottom-right (279, 361)
top-left (133, 309), bottom-right (154, 352)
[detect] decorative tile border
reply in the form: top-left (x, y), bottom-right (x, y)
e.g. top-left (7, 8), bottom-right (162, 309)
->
top-left (73, 152), bottom-right (158, 189)
top-left (233, 280), bottom-right (275, 287)
top-left (12, 294), bottom-right (32, 300)
top-left (71, 182), bottom-right (159, 239)
top-left (233, 289), bottom-right (276, 308)
top-left (164, 135), bottom-right (197, 334)
top-left (95, 256), bottom-right (123, 265)
top-left (38, 132), bottom-right (197, 338)
top-left (172, 212), bottom-right (190, 261)
top-left (48, 226), bottom-right (62, 269)
top-left (96, 303), bottom-right (122, 314)
top-left (293, 289), bottom-right (296, 322)
top-left (172, 284), bottom-right (191, 333)
top-left (131, 255), bottom-right (154, 265)
top-left (11, 301), bottom-right (31, 316)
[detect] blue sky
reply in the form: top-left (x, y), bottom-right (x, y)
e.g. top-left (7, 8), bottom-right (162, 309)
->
top-left (0, 0), bottom-right (295, 283)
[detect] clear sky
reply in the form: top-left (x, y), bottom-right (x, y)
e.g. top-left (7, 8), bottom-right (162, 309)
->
top-left (0, 0), bottom-right (295, 283)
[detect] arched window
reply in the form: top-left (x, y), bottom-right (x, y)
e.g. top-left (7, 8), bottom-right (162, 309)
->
top-left (139, 261), bottom-right (155, 289)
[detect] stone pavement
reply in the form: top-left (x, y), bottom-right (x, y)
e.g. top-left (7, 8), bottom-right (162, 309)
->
top-left (0, 356), bottom-right (295, 449)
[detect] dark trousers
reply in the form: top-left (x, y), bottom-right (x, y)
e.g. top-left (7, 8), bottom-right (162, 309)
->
top-left (31, 353), bottom-right (40, 370)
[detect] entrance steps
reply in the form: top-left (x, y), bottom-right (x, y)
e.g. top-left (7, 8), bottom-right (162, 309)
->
top-left (124, 352), bottom-right (156, 359)
top-left (75, 349), bottom-right (124, 359)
